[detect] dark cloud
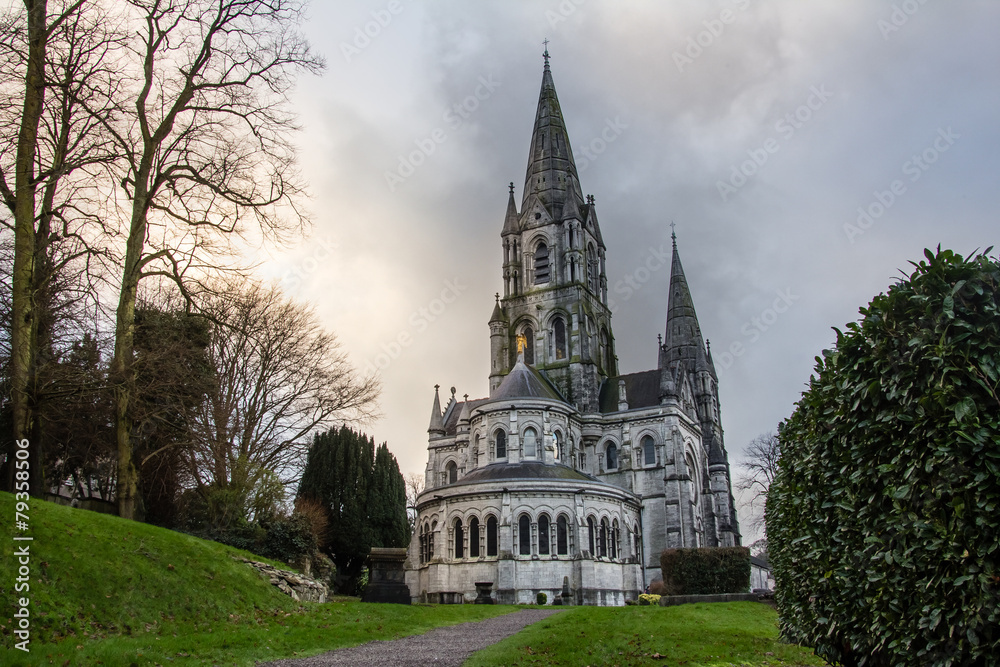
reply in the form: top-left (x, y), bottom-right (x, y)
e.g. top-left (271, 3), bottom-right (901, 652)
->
top-left (279, 1), bottom-right (999, 517)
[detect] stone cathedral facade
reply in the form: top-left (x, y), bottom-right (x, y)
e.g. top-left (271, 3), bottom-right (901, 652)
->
top-left (405, 55), bottom-right (740, 606)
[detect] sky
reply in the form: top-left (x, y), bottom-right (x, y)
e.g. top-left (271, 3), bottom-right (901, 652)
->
top-left (256, 0), bottom-right (998, 536)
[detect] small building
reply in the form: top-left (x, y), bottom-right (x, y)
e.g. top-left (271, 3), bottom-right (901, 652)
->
top-left (750, 555), bottom-right (775, 592)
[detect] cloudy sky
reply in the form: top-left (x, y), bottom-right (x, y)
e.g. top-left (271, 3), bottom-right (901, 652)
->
top-left (258, 0), bottom-right (997, 533)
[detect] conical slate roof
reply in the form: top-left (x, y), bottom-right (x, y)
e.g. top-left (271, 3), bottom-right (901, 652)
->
top-left (489, 294), bottom-right (506, 323)
top-left (490, 359), bottom-right (565, 402)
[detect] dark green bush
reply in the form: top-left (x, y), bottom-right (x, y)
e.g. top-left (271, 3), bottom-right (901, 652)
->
top-left (767, 248), bottom-right (1000, 667)
top-left (659, 547), bottom-right (751, 595)
top-left (259, 513), bottom-right (317, 563)
top-left (536, 591), bottom-right (547, 605)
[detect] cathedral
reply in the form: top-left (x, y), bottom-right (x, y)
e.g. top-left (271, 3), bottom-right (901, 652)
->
top-left (405, 53), bottom-right (740, 606)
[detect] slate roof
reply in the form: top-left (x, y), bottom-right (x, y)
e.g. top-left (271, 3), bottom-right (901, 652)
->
top-left (458, 461), bottom-right (599, 484)
top-left (598, 369), bottom-right (661, 413)
top-left (443, 398), bottom-right (490, 436)
top-left (490, 360), bottom-right (566, 402)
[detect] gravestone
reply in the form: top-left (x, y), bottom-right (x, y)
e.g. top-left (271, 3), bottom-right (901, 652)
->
top-left (474, 581), bottom-right (495, 604)
top-left (362, 547), bottom-right (411, 604)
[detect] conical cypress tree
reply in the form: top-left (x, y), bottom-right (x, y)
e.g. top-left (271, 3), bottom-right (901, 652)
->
top-left (369, 443), bottom-right (410, 548)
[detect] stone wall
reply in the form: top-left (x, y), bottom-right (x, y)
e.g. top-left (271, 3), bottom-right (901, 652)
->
top-left (238, 557), bottom-right (329, 603)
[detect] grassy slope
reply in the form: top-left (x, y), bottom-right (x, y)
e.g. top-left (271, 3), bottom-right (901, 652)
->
top-left (465, 602), bottom-right (829, 667)
top-left (0, 492), bottom-right (513, 666)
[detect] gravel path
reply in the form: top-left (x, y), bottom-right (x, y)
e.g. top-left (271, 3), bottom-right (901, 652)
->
top-left (257, 608), bottom-right (563, 667)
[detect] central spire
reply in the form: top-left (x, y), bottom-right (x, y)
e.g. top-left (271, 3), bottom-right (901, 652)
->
top-left (522, 49), bottom-right (585, 216)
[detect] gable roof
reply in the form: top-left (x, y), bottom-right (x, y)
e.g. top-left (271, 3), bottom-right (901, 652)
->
top-left (598, 369), bottom-right (661, 413)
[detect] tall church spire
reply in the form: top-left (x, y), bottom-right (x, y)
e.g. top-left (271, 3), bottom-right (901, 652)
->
top-left (522, 50), bottom-right (585, 216)
top-left (661, 234), bottom-right (708, 373)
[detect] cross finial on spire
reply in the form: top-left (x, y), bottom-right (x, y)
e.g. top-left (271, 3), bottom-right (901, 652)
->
top-left (495, 292), bottom-right (500, 303)
top-left (670, 220), bottom-right (677, 247)
top-left (508, 181), bottom-right (514, 195)
top-left (542, 39), bottom-right (550, 68)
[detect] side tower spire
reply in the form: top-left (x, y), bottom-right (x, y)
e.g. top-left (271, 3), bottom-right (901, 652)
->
top-left (659, 231), bottom-right (740, 547)
top-left (660, 232), bottom-right (709, 373)
top-left (428, 384), bottom-right (445, 435)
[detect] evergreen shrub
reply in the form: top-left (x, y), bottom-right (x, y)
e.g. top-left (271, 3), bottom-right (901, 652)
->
top-left (259, 513), bottom-right (317, 563)
top-left (767, 248), bottom-right (1000, 666)
top-left (659, 547), bottom-right (751, 595)
top-left (536, 592), bottom-right (547, 605)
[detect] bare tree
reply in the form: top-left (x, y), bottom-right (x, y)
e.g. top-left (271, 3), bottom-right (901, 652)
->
top-left (0, 0), bottom-right (121, 493)
top-left (91, 0), bottom-right (323, 518)
top-left (404, 472), bottom-right (424, 535)
top-left (736, 431), bottom-right (781, 534)
top-left (183, 280), bottom-right (378, 502)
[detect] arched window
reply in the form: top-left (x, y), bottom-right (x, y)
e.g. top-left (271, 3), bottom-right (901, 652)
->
top-left (556, 515), bottom-right (569, 555)
top-left (469, 517), bottom-right (480, 558)
top-left (419, 524), bottom-right (427, 564)
top-left (429, 521), bottom-right (436, 559)
top-left (518, 514), bottom-right (531, 555)
top-left (538, 514), bottom-right (550, 555)
top-left (522, 325), bottom-right (535, 364)
top-left (634, 525), bottom-right (640, 559)
top-left (474, 434), bottom-right (481, 467)
top-left (454, 518), bottom-right (464, 558)
top-left (587, 243), bottom-right (597, 293)
top-left (606, 442), bottom-right (618, 470)
top-left (686, 453), bottom-right (698, 502)
top-left (495, 430), bottom-right (507, 459)
top-left (553, 317), bottom-right (567, 360)
top-left (486, 515), bottom-right (498, 556)
top-left (587, 516), bottom-right (596, 555)
top-left (554, 431), bottom-right (563, 461)
top-left (534, 242), bottom-right (550, 284)
top-left (642, 435), bottom-right (655, 466)
top-left (599, 519), bottom-right (609, 558)
top-left (611, 520), bottom-right (619, 560)
top-left (523, 427), bottom-right (537, 458)
top-left (600, 327), bottom-right (611, 372)
top-left (446, 461), bottom-right (458, 484)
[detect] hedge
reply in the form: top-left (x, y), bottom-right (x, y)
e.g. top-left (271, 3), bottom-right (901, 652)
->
top-left (660, 547), bottom-right (751, 595)
top-left (767, 248), bottom-right (1000, 666)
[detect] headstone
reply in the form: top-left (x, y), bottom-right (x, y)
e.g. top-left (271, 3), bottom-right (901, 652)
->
top-left (560, 575), bottom-right (572, 606)
top-left (362, 548), bottom-right (411, 604)
top-left (474, 581), bottom-right (495, 604)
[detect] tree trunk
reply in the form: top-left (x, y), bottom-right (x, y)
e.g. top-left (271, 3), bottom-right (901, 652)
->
top-left (112, 182), bottom-right (150, 520)
top-left (10, 0), bottom-right (49, 496)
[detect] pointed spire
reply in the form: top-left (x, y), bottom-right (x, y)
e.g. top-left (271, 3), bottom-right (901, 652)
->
top-left (522, 52), bottom-right (585, 214)
top-left (490, 292), bottom-right (506, 323)
top-left (428, 384), bottom-right (445, 434)
top-left (661, 233), bottom-right (709, 373)
top-left (585, 195), bottom-right (605, 248)
top-left (458, 394), bottom-right (471, 425)
top-left (502, 182), bottom-right (519, 235)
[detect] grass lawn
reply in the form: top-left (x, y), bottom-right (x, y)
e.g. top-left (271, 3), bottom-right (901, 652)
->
top-left (465, 602), bottom-right (828, 667)
top-left (2, 493), bottom-right (824, 666)
top-left (0, 492), bottom-right (513, 666)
